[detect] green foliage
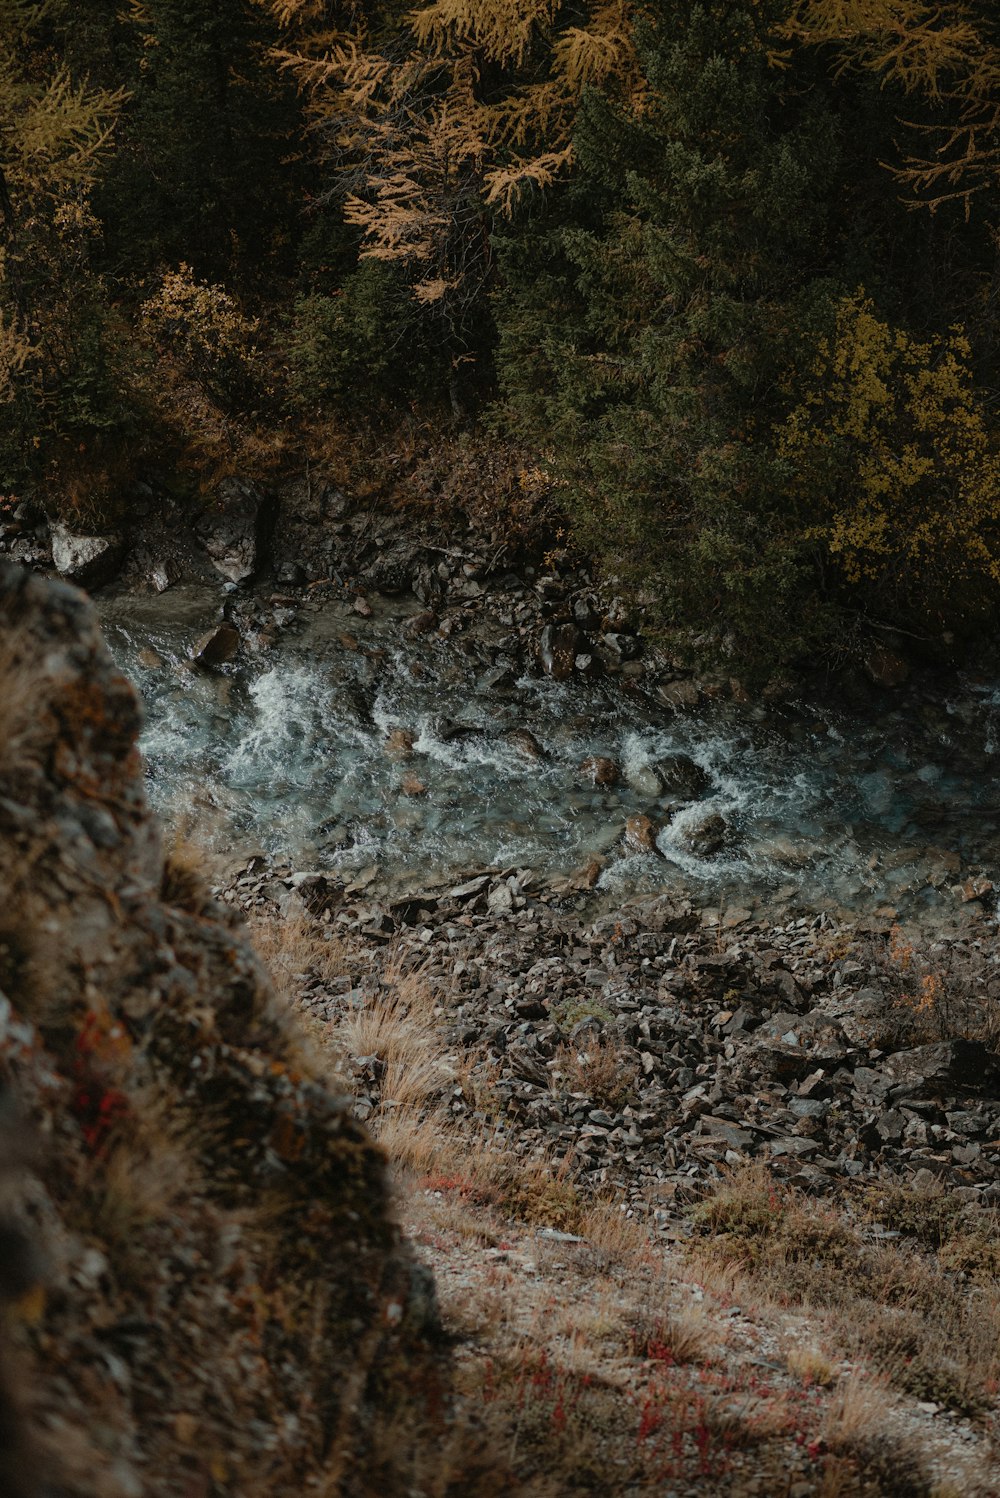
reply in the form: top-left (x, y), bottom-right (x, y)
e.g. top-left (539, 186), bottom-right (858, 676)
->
top-left (2, 0), bottom-right (1000, 657)
top-left (495, 4), bottom-right (843, 663)
top-left (287, 261), bottom-right (438, 408)
top-left (494, 0), bottom-right (1000, 667)
top-left (99, 0), bottom-right (301, 282)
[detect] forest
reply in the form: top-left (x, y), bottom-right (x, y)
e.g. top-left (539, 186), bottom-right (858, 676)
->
top-left (5, 0), bottom-right (1000, 672)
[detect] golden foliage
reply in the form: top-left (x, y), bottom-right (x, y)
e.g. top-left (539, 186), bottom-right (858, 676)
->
top-left (785, 1), bottom-right (1000, 209)
top-left (0, 0), bottom-right (126, 199)
top-left (268, 0), bottom-right (640, 304)
top-left (140, 264), bottom-right (260, 400)
top-left (777, 291), bottom-right (1000, 599)
top-left (0, 300), bottom-right (30, 405)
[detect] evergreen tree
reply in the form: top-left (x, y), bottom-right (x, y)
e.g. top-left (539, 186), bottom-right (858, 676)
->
top-left (103, 0), bottom-right (301, 282)
top-left (495, 0), bottom-right (976, 667)
top-left (0, 0), bottom-right (136, 499)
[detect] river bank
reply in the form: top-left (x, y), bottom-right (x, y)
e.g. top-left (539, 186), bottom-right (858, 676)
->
top-left (3, 529), bottom-right (1000, 1492)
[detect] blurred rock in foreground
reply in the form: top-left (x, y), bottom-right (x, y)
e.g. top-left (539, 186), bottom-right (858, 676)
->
top-left (0, 562), bottom-right (458, 1497)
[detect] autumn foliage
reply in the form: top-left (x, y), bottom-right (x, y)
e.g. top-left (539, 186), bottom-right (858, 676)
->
top-left (5, 0), bottom-right (1000, 663)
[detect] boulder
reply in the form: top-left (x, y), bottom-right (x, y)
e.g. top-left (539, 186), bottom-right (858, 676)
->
top-left (538, 622), bottom-right (581, 680)
top-left (194, 477), bottom-right (276, 583)
top-left (404, 610), bottom-right (438, 638)
top-left (413, 563), bottom-right (445, 606)
top-left (885, 1039), bottom-right (993, 1093)
top-left (577, 755), bottom-right (620, 788)
top-left (149, 559), bottom-right (179, 594)
top-left (362, 540), bottom-right (421, 594)
top-left (189, 620), bottom-right (240, 668)
top-left (50, 523), bottom-right (124, 590)
top-left (625, 814), bottom-right (660, 854)
top-left (275, 559), bottom-right (306, 587)
top-left (505, 728), bottom-right (545, 760)
top-left (656, 678), bottom-right (700, 710)
top-left (680, 811), bottom-right (728, 856)
top-left (600, 631), bottom-right (642, 664)
top-left (0, 560), bottom-right (453, 1495)
top-left (646, 753), bottom-right (710, 800)
top-left (749, 1011), bottom-right (849, 1081)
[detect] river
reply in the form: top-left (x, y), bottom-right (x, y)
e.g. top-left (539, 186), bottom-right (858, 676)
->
top-left (100, 583), bottom-right (1000, 923)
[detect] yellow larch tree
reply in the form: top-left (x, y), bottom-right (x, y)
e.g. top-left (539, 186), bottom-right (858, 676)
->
top-left (784, 0), bottom-right (1000, 210)
top-left (265, 0), bottom-right (639, 318)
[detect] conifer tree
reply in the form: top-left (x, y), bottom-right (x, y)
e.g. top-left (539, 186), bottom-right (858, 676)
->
top-left (495, 0), bottom-right (946, 665)
top-left (786, 0), bottom-right (1000, 212)
top-left (0, 0), bottom-right (130, 493)
top-left (269, 0), bottom-right (641, 402)
top-left (106, 0), bottom-right (300, 281)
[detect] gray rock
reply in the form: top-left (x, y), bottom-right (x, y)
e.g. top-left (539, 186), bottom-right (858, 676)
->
top-left (538, 623), bottom-right (581, 680)
top-left (886, 1039), bottom-right (993, 1093)
top-left (656, 679), bottom-right (700, 710)
top-left (150, 560), bottom-right (178, 594)
top-left (50, 524), bottom-right (125, 590)
top-left (364, 541), bottom-right (419, 594)
top-left (195, 477), bottom-right (276, 583)
top-left (275, 560), bottom-right (306, 587)
top-left (601, 632), bottom-right (641, 664)
top-left (680, 812), bottom-right (728, 857)
top-left (650, 753), bottom-right (711, 800)
top-left (505, 729), bottom-right (545, 760)
top-left (749, 1011), bottom-right (849, 1080)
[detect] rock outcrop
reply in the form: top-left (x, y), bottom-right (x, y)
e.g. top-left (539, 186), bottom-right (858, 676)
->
top-left (0, 563), bottom-right (451, 1497)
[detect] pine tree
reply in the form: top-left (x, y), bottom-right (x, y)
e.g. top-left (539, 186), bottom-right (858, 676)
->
top-left (495, 0), bottom-right (951, 667)
top-left (104, 0), bottom-right (300, 281)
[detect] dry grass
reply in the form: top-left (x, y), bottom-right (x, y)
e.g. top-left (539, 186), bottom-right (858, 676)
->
top-left (690, 1161), bottom-right (1000, 1426)
top-left (818, 1376), bottom-right (935, 1496)
top-left (246, 907), bottom-right (348, 1005)
top-left (627, 1300), bottom-right (717, 1367)
top-left (549, 1037), bottom-right (640, 1112)
top-left (340, 958), bottom-right (450, 1117)
top-left (784, 1340), bottom-right (838, 1388)
top-left (244, 909), bottom-right (1000, 1495)
top-left (855, 925), bottom-right (1000, 1049)
top-left (578, 1198), bottom-right (657, 1268)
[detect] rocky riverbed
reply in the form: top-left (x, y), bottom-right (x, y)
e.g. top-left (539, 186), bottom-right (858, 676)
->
top-left (9, 470), bottom-right (1000, 929)
top-left (94, 573), bottom-right (1000, 933)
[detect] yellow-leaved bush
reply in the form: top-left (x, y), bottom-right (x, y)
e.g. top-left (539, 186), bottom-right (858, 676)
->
top-left (777, 292), bottom-right (1000, 615)
top-left (140, 265), bottom-right (261, 406)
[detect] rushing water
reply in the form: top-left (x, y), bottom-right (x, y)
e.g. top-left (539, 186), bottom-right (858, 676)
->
top-left (100, 585), bottom-right (1000, 916)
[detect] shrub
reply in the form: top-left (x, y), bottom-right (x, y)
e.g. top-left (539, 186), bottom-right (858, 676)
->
top-left (287, 261), bottom-right (435, 408)
top-left (140, 264), bottom-right (262, 409)
top-left (777, 293), bottom-right (1000, 624)
top-left (855, 925), bottom-right (1000, 1048)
